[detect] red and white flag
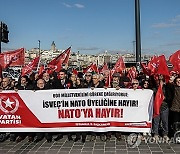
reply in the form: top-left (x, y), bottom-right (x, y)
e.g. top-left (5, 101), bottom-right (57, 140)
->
top-left (112, 56), bottom-right (126, 74)
top-left (148, 55), bottom-right (169, 76)
top-left (156, 55), bottom-right (170, 77)
top-left (141, 62), bottom-right (151, 76)
top-left (169, 50), bottom-right (180, 74)
top-left (0, 64), bottom-right (2, 78)
top-left (83, 63), bottom-right (99, 74)
top-left (99, 63), bottom-right (109, 73)
top-left (47, 47), bottom-right (71, 72)
top-left (72, 69), bottom-right (78, 75)
top-left (0, 48), bottom-right (25, 69)
top-left (21, 56), bottom-right (40, 76)
top-left (127, 67), bottom-right (137, 81)
top-left (48, 47), bottom-right (71, 66)
top-left (153, 84), bottom-right (165, 117)
top-left (147, 56), bottom-right (159, 75)
top-left (50, 59), bottom-right (63, 73)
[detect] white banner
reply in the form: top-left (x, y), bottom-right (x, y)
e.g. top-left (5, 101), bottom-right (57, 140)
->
top-left (0, 88), bottom-right (153, 132)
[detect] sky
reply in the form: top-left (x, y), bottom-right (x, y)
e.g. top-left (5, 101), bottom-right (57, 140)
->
top-left (1, 0), bottom-right (180, 57)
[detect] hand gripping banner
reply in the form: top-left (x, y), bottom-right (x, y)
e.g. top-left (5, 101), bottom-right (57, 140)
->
top-left (0, 88), bottom-right (153, 132)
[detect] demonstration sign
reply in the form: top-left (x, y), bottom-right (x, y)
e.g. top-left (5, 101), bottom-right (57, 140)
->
top-left (0, 88), bottom-right (153, 132)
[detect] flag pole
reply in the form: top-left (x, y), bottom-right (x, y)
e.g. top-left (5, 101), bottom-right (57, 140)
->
top-left (36, 40), bottom-right (41, 72)
top-left (135, 0), bottom-right (141, 71)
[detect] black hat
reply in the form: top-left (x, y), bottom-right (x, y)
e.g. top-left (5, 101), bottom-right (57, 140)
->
top-left (112, 73), bottom-right (120, 77)
top-left (122, 76), bottom-right (130, 82)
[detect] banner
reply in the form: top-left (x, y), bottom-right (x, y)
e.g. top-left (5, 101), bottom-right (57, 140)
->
top-left (0, 88), bottom-right (153, 132)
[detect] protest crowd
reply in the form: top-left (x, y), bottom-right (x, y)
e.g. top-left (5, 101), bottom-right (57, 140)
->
top-left (0, 47), bottom-right (179, 144)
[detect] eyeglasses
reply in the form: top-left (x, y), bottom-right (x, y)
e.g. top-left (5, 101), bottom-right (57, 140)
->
top-left (144, 82), bottom-right (149, 85)
top-left (132, 83), bottom-right (139, 85)
top-left (85, 75), bottom-right (91, 77)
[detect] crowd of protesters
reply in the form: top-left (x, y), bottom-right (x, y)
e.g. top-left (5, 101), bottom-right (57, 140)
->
top-left (0, 67), bottom-right (180, 144)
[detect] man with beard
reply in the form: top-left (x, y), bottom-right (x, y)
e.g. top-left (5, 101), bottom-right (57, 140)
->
top-left (53, 69), bottom-right (73, 141)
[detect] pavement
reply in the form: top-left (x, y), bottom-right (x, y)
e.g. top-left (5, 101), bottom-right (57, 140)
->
top-left (0, 134), bottom-right (180, 154)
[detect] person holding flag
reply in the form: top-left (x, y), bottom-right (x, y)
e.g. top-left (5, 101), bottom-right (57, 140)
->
top-left (152, 74), bottom-right (170, 141)
top-left (170, 76), bottom-right (180, 135)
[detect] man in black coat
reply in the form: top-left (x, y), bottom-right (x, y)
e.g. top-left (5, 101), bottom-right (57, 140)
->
top-left (34, 79), bottom-right (53, 143)
top-left (15, 76), bottom-right (34, 142)
top-left (53, 69), bottom-right (73, 141)
top-left (0, 77), bottom-right (14, 142)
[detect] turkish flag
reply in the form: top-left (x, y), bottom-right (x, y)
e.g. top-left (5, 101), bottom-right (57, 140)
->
top-left (153, 85), bottom-right (165, 117)
top-left (48, 47), bottom-right (71, 66)
top-left (83, 63), bottom-right (99, 73)
top-left (0, 48), bottom-right (25, 69)
top-left (21, 56), bottom-right (40, 76)
top-left (169, 50), bottom-right (180, 73)
top-left (48, 59), bottom-right (63, 73)
top-left (47, 47), bottom-right (71, 73)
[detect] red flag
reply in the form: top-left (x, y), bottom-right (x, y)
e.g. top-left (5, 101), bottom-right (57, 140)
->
top-left (38, 65), bottom-right (45, 76)
top-left (156, 55), bottom-right (170, 77)
top-left (48, 59), bottom-right (63, 73)
top-left (169, 50), bottom-right (180, 73)
top-left (148, 55), bottom-right (170, 77)
top-left (72, 69), bottom-right (78, 75)
top-left (0, 64), bottom-right (2, 78)
top-left (21, 56), bottom-right (40, 76)
top-left (127, 67), bottom-right (137, 81)
top-left (47, 47), bottom-right (71, 73)
top-left (147, 56), bottom-right (159, 75)
top-left (48, 47), bottom-right (71, 66)
top-left (63, 48), bottom-right (71, 65)
top-left (0, 48), bottom-right (25, 69)
top-left (99, 63), bottom-right (109, 73)
top-left (83, 64), bottom-right (92, 73)
top-left (153, 84), bottom-right (165, 117)
top-left (83, 63), bottom-right (99, 73)
top-left (112, 56), bottom-right (126, 73)
top-left (140, 62), bottom-right (151, 76)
